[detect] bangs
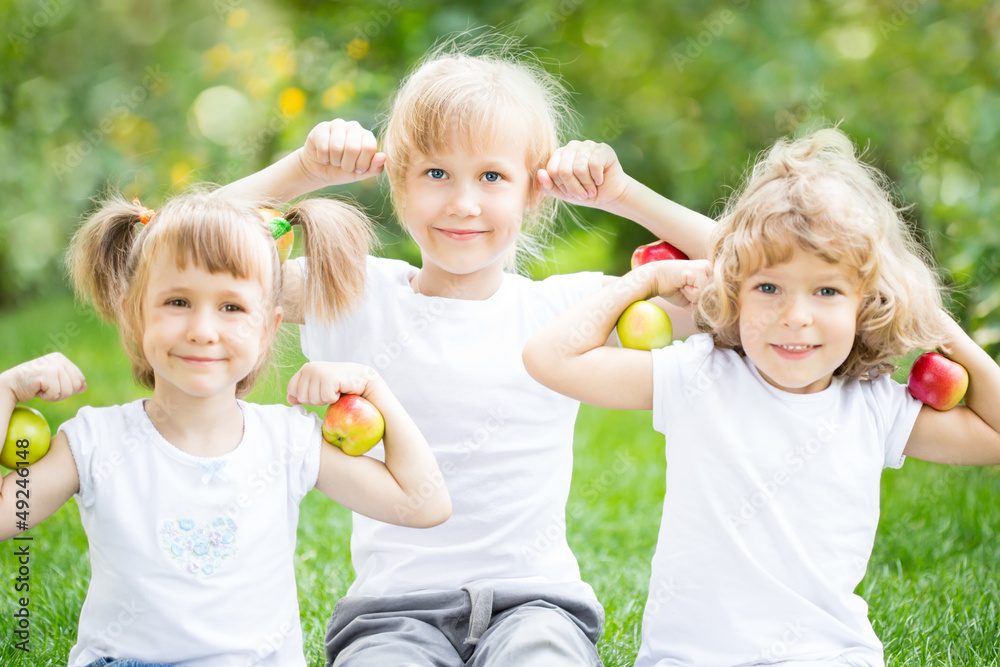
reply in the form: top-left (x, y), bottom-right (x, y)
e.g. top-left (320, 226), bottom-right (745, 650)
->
top-left (410, 78), bottom-right (548, 166)
top-left (141, 197), bottom-right (277, 293)
top-left (731, 177), bottom-right (875, 285)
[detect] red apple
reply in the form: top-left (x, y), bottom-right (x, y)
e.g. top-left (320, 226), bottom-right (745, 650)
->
top-left (907, 351), bottom-right (968, 411)
top-left (616, 301), bottom-right (673, 350)
top-left (322, 394), bottom-right (385, 456)
top-left (631, 240), bottom-right (689, 269)
top-left (1, 406), bottom-right (51, 470)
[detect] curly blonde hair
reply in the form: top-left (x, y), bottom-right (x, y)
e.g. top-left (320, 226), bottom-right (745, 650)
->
top-left (695, 127), bottom-right (947, 379)
top-left (379, 32), bottom-right (577, 271)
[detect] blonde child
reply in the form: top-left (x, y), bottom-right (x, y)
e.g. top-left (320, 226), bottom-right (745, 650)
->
top-left (523, 127), bottom-right (1000, 666)
top-left (217, 36), bottom-right (715, 666)
top-left (0, 192), bottom-right (450, 667)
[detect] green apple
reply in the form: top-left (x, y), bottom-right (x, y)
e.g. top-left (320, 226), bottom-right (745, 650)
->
top-left (2, 406), bottom-right (51, 470)
top-left (322, 394), bottom-right (385, 456)
top-left (616, 301), bottom-right (673, 350)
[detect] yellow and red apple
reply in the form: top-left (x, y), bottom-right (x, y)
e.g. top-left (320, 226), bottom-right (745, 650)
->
top-left (616, 301), bottom-right (673, 350)
top-left (259, 207), bottom-right (294, 263)
top-left (907, 351), bottom-right (968, 411)
top-left (631, 240), bottom-right (689, 269)
top-left (1, 405), bottom-right (51, 470)
top-left (322, 394), bottom-right (385, 456)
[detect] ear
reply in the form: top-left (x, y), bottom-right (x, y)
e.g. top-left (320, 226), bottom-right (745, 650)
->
top-left (271, 306), bottom-right (283, 335)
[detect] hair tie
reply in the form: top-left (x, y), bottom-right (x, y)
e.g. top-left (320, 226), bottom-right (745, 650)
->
top-left (132, 198), bottom-right (156, 225)
top-left (259, 207), bottom-right (294, 263)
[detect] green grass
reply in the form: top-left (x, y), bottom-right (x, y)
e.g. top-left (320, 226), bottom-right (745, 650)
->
top-left (2, 294), bottom-right (999, 666)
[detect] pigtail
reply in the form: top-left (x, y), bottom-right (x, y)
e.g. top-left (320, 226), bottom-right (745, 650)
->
top-left (66, 195), bottom-right (145, 322)
top-left (284, 198), bottom-right (375, 323)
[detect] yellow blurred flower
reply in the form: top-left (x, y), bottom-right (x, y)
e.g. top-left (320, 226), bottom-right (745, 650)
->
top-left (171, 162), bottom-right (195, 187)
top-left (279, 87), bottom-right (306, 118)
top-left (347, 39), bottom-right (370, 60)
top-left (269, 46), bottom-right (296, 77)
top-left (227, 8), bottom-right (249, 28)
top-left (322, 81), bottom-right (356, 110)
top-left (203, 44), bottom-right (233, 77)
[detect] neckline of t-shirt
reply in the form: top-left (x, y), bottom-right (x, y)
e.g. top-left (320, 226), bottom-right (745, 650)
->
top-left (134, 398), bottom-right (249, 465)
top-left (400, 270), bottom-right (514, 313)
top-left (744, 358), bottom-right (844, 404)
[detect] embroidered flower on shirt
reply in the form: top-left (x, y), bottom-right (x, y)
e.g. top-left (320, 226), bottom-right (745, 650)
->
top-left (159, 516), bottom-right (238, 576)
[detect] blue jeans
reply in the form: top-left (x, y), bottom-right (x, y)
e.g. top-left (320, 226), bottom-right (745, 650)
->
top-left (84, 660), bottom-right (178, 667)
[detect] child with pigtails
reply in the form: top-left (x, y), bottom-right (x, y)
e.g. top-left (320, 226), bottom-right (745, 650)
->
top-left (219, 34), bottom-right (714, 666)
top-left (0, 192), bottom-right (449, 667)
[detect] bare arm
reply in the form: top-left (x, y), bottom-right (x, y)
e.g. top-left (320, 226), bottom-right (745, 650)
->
top-left (287, 362), bottom-right (450, 528)
top-left (523, 260), bottom-right (711, 411)
top-left (538, 140), bottom-right (716, 260)
top-left (904, 314), bottom-right (1000, 465)
top-left (0, 354), bottom-right (86, 541)
top-left (214, 119), bottom-right (386, 203)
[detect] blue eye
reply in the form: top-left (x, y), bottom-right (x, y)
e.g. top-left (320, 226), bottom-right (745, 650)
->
top-left (427, 168), bottom-right (446, 179)
top-left (482, 171), bottom-right (502, 182)
top-left (818, 287), bottom-right (840, 297)
top-left (757, 284), bottom-right (777, 294)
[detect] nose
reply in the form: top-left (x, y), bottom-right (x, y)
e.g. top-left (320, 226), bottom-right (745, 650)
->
top-left (186, 307), bottom-right (220, 344)
top-left (780, 294), bottom-right (813, 328)
top-left (445, 181), bottom-right (481, 217)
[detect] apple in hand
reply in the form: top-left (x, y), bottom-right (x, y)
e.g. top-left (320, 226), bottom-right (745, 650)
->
top-left (631, 240), bottom-right (689, 269)
top-left (322, 394), bottom-right (386, 456)
top-left (907, 351), bottom-right (969, 411)
top-left (616, 301), bottom-right (673, 350)
top-left (1, 406), bottom-right (52, 470)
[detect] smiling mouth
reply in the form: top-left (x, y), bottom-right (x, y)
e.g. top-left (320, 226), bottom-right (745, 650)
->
top-left (772, 343), bottom-right (819, 358)
top-left (436, 228), bottom-right (487, 240)
top-left (177, 356), bottom-right (223, 365)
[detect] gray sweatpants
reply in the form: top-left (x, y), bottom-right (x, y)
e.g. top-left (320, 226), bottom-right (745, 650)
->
top-left (324, 585), bottom-right (604, 667)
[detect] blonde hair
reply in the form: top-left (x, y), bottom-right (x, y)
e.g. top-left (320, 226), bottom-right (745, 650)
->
top-left (67, 190), bottom-right (373, 396)
top-left (695, 127), bottom-right (947, 379)
top-left (379, 32), bottom-right (577, 270)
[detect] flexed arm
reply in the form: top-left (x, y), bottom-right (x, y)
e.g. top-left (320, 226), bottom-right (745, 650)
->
top-left (215, 119), bottom-right (387, 202)
top-left (538, 140), bottom-right (716, 259)
top-left (287, 362), bottom-right (451, 528)
top-left (905, 313), bottom-right (1000, 465)
top-left (0, 354), bottom-right (86, 541)
top-left (523, 260), bottom-right (711, 411)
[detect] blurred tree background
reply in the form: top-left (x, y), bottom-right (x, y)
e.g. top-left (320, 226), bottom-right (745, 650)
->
top-left (2, 0), bottom-right (999, 354)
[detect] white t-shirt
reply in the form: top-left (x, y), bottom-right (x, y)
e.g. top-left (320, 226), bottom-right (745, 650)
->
top-left (636, 334), bottom-right (922, 667)
top-left (299, 256), bottom-right (603, 599)
top-left (61, 399), bottom-right (323, 667)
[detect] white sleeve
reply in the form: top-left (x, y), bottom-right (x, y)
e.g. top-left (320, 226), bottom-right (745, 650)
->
top-left (282, 405), bottom-right (324, 502)
top-left (651, 334), bottom-right (717, 436)
top-left (869, 374), bottom-right (923, 469)
top-left (58, 405), bottom-right (105, 510)
top-left (535, 271), bottom-right (604, 317)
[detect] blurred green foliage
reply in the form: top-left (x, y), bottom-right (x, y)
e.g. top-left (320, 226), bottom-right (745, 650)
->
top-left (2, 0), bottom-right (999, 352)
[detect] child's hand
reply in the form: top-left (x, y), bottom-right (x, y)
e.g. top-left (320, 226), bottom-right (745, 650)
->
top-left (286, 361), bottom-right (381, 406)
top-left (537, 140), bottom-right (631, 210)
top-left (1, 353), bottom-right (86, 404)
top-left (297, 119), bottom-right (387, 187)
top-left (640, 259), bottom-right (712, 308)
